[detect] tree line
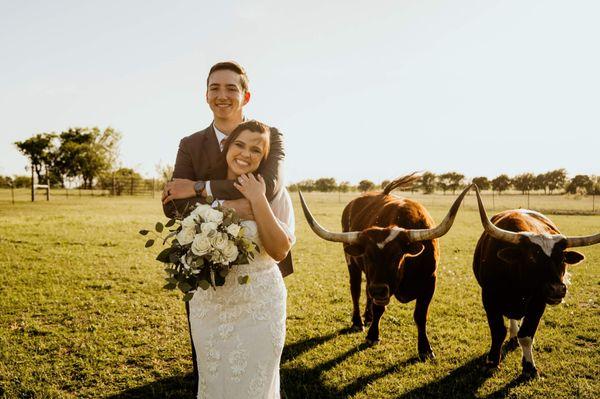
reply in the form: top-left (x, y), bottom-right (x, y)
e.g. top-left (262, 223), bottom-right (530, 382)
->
top-left (3, 130), bottom-right (598, 196)
top-left (288, 170), bottom-right (600, 195)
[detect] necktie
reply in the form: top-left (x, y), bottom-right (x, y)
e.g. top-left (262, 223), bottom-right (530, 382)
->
top-left (220, 138), bottom-right (227, 151)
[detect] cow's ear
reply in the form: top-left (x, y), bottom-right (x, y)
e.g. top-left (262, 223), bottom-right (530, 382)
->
top-left (344, 243), bottom-right (364, 257)
top-left (564, 250), bottom-right (584, 265)
top-left (497, 247), bottom-right (521, 264)
top-left (405, 242), bottom-right (425, 258)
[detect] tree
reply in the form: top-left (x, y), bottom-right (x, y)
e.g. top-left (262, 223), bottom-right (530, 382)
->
top-left (546, 168), bottom-right (567, 194)
top-left (14, 133), bottom-right (56, 183)
top-left (471, 176), bottom-right (490, 191)
top-left (380, 180), bottom-right (391, 190)
top-left (491, 174), bottom-right (511, 195)
top-left (296, 179), bottom-right (315, 192)
top-left (511, 173), bottom-right (536, 195)
top-left (566, 175), bottom-right (593, 194)
top-left (98, 168), bottom-right (142, 195)
top-left (448, 172), bottom-right (465, 194)
top-left (338, 181), bottom-right (351, 193)
top-left (13, 176), bottom-right (32, 188)
top-left (437, 172), bottom-right (463, 194)
top-left (315, 177), bottom-right (337, 192)
top-left (155, 162), bottom-right (174, 186)
top-left (420, 172), bottom-right (436, 194)
top-left (534, 173), bottom-right (548, 194)
top-left (0, 176), bottom-right (13, 188)
top-left (358, 180), bottom-right (375, 192)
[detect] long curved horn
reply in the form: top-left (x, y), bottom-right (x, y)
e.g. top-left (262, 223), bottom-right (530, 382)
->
top-left (405, 183), bottom-right (474, 242)
top-left (298, 191), bottom-right (360, 244)
top-left (473, 184), bottom-right (521, 245)
top-left (565, 233), bottom-right (600, 248)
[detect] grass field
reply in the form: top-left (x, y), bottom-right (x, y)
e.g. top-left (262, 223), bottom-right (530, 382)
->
top-left (0, 193), bottom-right (598, 398)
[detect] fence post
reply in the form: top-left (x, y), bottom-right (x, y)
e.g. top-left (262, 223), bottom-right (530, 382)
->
top-left (112, 173), bottom-right (116, 196)
top-left (11, 184), bottom-right (15, 205)
top-left (492, 191), bottom-right (495, 211)
top-left (31, 166), bottom-right (35, 202)
top-left (130, 177), bottom-right (134, 196)
top-left (527, 191), bottom-right (530, 209)
top-left (593, 194), bottom-right (596, 212)
top-left (152, 178), bottom-right (155, 199)
top-left (45, 174), bottom-right (50, 201)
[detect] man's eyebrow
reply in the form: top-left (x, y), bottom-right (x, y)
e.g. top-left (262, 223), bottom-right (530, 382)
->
top-left (225, 84), bottom-right (239, 89)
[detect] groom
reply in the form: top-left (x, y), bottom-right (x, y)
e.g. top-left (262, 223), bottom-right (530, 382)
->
top-left (161, 61), bottom-right (292, 388)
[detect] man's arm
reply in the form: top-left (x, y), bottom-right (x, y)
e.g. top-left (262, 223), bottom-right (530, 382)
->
top-left (209, 127), bottom-right (285, 202)
top-left (162, 137), bottom-right (203, 219)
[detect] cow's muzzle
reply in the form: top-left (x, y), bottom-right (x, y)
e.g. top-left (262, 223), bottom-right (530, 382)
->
top-left (544, 283), bottom-right (567, 305)
top-left (369, 284), bottom-right (390, 306)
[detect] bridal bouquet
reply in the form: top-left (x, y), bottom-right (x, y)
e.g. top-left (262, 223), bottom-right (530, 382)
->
top-left (140, 203), bottom-right (259, 301)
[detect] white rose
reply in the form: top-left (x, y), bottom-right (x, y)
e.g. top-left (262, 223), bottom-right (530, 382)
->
top-left (210, 232), bottom-right (229, 251)
top-left (191, 204), bottom-right (212, 220)
top-left (176, 226), bottom-right (195, 246)
top-left (226, 223), bottom-right (241, 238)
top-left (200, 221), bottom-right (219, 235)
top-left (204, 208), bottom-right (224, 223)
top-left (222, 241), bottom-right (239, 263)
top-left (240, 221), bottom-right (257, 239)
top-left (181, 214), bottom-right (197, 229)
top-left (191, 233), bottom-right (212, 256)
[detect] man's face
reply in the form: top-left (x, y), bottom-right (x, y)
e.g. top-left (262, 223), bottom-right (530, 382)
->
top-left (206, 69), bottom-right (250, 121)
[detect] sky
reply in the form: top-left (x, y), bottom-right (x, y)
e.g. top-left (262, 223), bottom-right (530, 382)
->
top-left (1, 0), bottom-right (599, 184)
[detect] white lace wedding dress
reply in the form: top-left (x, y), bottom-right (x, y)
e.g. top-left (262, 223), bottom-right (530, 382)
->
top-left (188, 189), bottom-right (295, 399)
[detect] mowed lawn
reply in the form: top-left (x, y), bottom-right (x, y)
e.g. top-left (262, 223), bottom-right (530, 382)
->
top-left (0, 193), bottom-right (598, 398)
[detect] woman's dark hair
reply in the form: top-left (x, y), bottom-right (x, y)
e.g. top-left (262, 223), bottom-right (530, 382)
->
top-left (211, 120), bottom-right (271, 179)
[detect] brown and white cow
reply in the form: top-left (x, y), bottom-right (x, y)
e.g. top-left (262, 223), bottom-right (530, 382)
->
top-left (472, 185), bottom-right (600, 378)
top-left (299, 175), bottom-right (473, 360)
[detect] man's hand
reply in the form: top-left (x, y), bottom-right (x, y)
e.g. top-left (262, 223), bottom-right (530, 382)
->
top-left (162, 178), bottom-right (197, 204)
top-left (223, 198), bottom-right (255, 220)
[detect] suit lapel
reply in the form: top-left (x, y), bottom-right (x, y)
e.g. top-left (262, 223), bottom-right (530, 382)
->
top-left (201, 124), bottom-right (225, 179)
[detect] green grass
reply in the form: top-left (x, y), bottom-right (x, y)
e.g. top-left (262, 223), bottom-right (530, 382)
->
top-left (0, 193), bottom-right (598, 398)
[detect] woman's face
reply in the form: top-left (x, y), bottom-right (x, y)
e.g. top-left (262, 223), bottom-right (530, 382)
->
top-left (226, 130), bottom-right (268, 177)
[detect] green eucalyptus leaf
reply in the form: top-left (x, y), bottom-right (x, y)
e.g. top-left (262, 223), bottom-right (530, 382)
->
top-left (238, 275), bottom-right (249, 285)
top-left (165, 219), bottom-right (176, 228)
top-left (198, 280), bottom-right (211, 290)
top-left (139, 229), bottom-right (149, 236)
top-left (163, 282), bottom-right (177, 290)
top-left (182, 292), bottom-right (194, 302)
top-left (178, 281), bottom-right (192, 293)
top-left (155, 222), bottom-right (164, 233)
top-left (145, 239), bottom-right (155, 248)
top-left (156, 248), bottom-right (172, 263)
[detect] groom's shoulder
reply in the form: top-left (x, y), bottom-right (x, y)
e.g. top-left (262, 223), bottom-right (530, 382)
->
top-left (179, 125), bottom-right (212, 147)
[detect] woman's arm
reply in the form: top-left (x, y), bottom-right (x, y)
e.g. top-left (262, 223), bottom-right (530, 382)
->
top-left (234, 174), bottom-right (292, 262)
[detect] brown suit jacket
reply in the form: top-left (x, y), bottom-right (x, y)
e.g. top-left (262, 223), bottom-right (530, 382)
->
top-left (163, 124), bottom-right (293, 277)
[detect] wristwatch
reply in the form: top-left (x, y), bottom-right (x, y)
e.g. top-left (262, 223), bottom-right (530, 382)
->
top-left (194, 180), bottom-right (206, 197)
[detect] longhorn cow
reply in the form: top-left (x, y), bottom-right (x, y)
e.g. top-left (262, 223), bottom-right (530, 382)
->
top-left (300, 175), bottom-right (473, 360)
top-left (472, 185), bottom-right (600, 377)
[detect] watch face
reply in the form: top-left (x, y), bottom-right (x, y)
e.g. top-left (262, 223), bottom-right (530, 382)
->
top-left (194, 181), bottom-right (204, 194)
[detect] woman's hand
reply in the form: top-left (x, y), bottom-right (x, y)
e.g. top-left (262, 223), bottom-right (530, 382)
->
top-left (234, 174), bottom-right (267, 205)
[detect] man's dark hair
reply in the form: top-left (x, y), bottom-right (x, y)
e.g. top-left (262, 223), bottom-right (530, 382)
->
top-left (207, 61), bottom-right (249, 92)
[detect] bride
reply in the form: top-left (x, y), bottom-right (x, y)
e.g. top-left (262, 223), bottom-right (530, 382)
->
top-left (187, 120), bottom-right (294, 398)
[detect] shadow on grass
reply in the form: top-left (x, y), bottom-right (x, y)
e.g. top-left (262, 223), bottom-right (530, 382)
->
top-left (281, 329), bottom-right (421, 399)
top-left (104, 373), bottom-right (195, 399)
top-left (393, 355), bottom-right (527, 399)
